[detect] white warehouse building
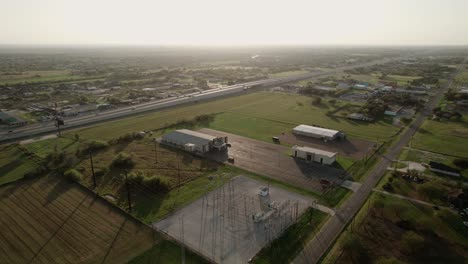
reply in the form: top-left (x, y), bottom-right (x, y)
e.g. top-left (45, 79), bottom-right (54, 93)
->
top-left (292, 124), bottom-right (344, 141)
top-left (291, 145), bottom-right (337, 165)
top-left (161, 129), bottom-right (226, 153)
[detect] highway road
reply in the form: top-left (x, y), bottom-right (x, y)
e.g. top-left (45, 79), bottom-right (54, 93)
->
top-left (0, 57), bottom-right (396, 144)
top-left (292, 60), bottom-right (466, 264)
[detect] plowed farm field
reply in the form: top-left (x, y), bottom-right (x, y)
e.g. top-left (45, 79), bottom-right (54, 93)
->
top-left (0, 175), bottom-right (154, 264)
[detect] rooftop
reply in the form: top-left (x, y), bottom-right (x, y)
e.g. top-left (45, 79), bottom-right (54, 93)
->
top-left (293, 124), bottom-right (339, 138)
top-left (292, 145), bottom-right (337, 158)
top-left (162, 129), bottom-right (218, 146)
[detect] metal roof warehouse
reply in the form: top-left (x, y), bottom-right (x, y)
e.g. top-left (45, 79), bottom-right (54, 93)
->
top-left (161, 129), bottom-right (226, 153)
top-left (292, 124), bottom-right (342, 140)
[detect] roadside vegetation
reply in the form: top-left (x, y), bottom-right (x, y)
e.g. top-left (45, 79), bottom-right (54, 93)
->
top-left (322, 193), bottom-right (468, 264)
top-left (253, 208), bottom-right (328, 264)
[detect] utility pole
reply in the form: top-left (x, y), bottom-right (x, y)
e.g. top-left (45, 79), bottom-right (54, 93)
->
top-left (154, 141), bottom-right (158, 165)
top-left (124, 170), bottom-right (132, 212)
top-left (89, 151), bottom-right (96, 188)
top-left (177, 151), bottom-right (181, 188)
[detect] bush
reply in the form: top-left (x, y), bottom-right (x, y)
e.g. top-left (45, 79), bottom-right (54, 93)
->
top-left (417, 182), bottom-right (445, 201)
top-left (401, 117), bottom-right (413, 125)
top-left (64, 169), bottom-right (82, 182)
top-left (128, 171), bottom-right (145, 184)
top-left (453, 158), bottom-right (468, 169)
top-left (312, 96), bottom-right (322, 105)
top-left (111, 152), bottom-right (135, 169)
top-left (86, 140), bottom-right (109, 152)
top-left (328, 99), bottom-right (336, 105)
top-left (142, 175), bottom-right (171, 192)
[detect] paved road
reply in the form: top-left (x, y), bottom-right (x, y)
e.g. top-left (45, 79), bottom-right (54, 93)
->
top-left (0, 57), bottom-right (397, 144)
top-left (292, 61), bottom-right (466, 264)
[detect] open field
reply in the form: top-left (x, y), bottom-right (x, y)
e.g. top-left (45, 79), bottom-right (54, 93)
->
top-left (253, 207), bottom-right (328, 264)
top-left (385, 74), bottom-right (421, 86)
top-left (411, 117), bottom-right (468, 158)
top-left (154, 176), bottom-right (316, 264)
top-left (398, 148), bottom-right (468, 179)
top-left (269, 70), bottom-right (309, 78)
top-left (322, 193), bottom-right (468, 264)
top-left (23, 135), bottom-right (83, 158)
top-left (376, 171), bottom-right (462, 206)
top-left (0, 70), bottom-right (104, 85)
top-left (128, 239), bottom-right (208, 264)
top-left (0, 145), bottom-right (37, 185)
top-left (0, 175), bottom-right (154, 264)
top-left (66, 92), bottom-right (399, 142)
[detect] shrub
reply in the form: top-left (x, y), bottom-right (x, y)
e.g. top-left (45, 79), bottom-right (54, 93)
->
top-left (328, 99), bottom-right (336, 105)
top-left (111, 152), bottom-right (135, 169)
top-left (401, 117), bottom-right (412, 125)
top-left (142, 175), bottom-right (171, 192)
top-left (64, 169), bottom-right (82, 182)
top-left (312, 96), bottom-right (322, 105)
top-left (417, 182), bottom-right (445, 201)
top-left (86, 140), bottom-right (109, 152)
top-left (128, 171), bottom-right (145, 184)
top-left (453, 158), bottom-right (468, 169)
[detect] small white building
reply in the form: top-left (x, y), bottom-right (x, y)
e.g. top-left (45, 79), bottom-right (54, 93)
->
top-left (161, 129), bottom-right (226, 153)
top-left (292, 124), bottom-right (343, 141)
top-left (291, 145), bottom-right (337, 165)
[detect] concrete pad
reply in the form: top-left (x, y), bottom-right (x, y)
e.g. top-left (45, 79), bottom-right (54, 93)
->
top-left (154, 175), bottom-right (316, 264)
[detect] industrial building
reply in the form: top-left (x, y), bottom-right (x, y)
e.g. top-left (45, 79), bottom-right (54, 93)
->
top-left (291, 145), bottom-right (337, 165)
top-left (0, 111), bottom-right (27, 127)
top-left (161, 129), bottom-right (227, 153)
top-left (292, 124), bottom-right (344, 141)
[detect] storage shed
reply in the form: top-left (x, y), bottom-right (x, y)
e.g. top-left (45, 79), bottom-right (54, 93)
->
top-left (292, 124), bottom-right (343, 141)
top-left (291, 145), bottom-right (337, 165)
top-left (161, 129), bottom-right (226, 153)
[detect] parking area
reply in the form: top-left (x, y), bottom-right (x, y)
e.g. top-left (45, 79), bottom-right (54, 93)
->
top-left (154, 176), bottom-right (315, 264)
top-left (277, 132), bottom-right (375, 159)
top-left (199, 128), bottom-right (345, 193)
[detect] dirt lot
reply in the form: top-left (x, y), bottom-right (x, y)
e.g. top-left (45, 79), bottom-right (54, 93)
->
top-left (154, 176), bottom-right (314, 264)
top-left (277, 133), bottom-right (376, 159)
top-left (0, 176), bottom-right (154, 264)
top-left (199, 128), bottom-right (345, 193)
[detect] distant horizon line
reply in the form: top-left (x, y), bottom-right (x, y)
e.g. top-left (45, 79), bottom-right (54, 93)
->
top-left (1, 43), bottom-right (468, 49)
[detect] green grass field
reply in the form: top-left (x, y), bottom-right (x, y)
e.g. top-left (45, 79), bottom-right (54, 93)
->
top-left (411, 117), bottom-right (468, 158)
top-left (269, 70), bottom-right (309, 78)
top-left (129, 239), bottom-right (208, 264)
top-left (0, 145), bottom-right (37, 185)
top-left (253, 208), bottom-right (328, 264)
top-left (398, 148), bottom-right (468, 179)
top-left (0, 70), bottom-right (104, 85)
top-left (67, 92), bottom-right (398, 142)
top-left (377, 171), bottom-right (460, 206)
top-left (23, 136), bottom-right (83, 158)
top-left (322, 193), bottom-right (468, 264)
top-left (386, 74), bottom-right (421, 86)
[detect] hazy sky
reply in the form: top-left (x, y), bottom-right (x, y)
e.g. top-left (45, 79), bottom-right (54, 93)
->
top-left (1, 0), bottom-right (467, 46)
